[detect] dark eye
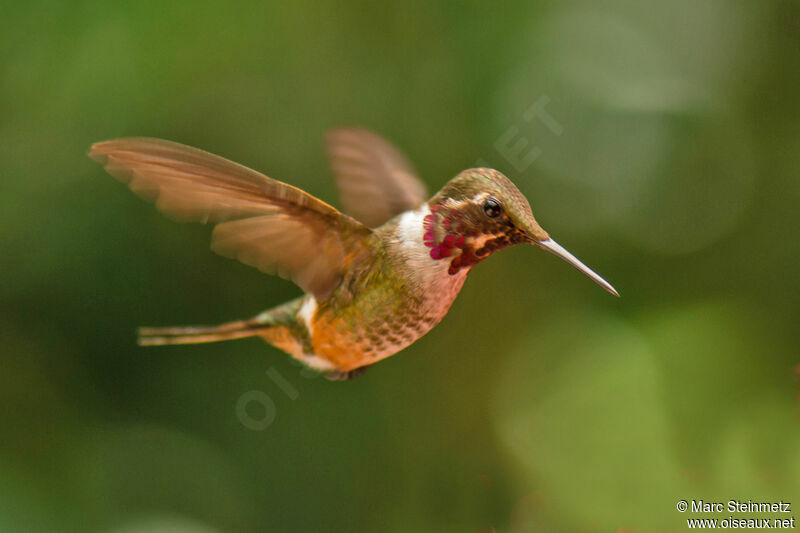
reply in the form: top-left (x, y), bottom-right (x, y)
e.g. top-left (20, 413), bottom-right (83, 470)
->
top-left (483, 197), bottom-right (502, 218)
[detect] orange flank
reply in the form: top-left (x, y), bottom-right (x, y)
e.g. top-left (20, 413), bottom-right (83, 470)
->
top-left (309, 312), bottom-right (371, 372)
top-left (260, 326), bottom-right (302, 359)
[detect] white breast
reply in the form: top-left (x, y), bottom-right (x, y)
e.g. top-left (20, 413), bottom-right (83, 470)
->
top-left (393, 205), bottom-right (468, 317)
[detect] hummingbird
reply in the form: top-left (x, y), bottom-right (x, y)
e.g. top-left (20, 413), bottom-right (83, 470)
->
top-left (89, 128), bottom-right (618, 380)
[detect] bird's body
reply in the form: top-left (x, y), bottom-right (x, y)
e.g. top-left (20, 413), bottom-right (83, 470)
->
top-left (137, 203), bottom-right (472, 379)
top-left (90, 129), bottom-right (617, 380)
top-left (292, 204), bottom-right (470, 373)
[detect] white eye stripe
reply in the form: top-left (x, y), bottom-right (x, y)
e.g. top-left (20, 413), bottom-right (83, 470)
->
top-left (471, 192), bottom-right (491, 203)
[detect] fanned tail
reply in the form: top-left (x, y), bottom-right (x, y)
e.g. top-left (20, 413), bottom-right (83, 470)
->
top-left (138, 319), bottom-right (268, 346)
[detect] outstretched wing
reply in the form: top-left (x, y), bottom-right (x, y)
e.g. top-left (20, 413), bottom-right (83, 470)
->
top-left (325, 128), bottom-right (428, 227)
top-left (89, 138), bottom-right (372, 301)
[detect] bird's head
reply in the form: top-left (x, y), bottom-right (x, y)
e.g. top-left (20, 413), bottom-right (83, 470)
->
top-left (426, 168), bottom-right (618, 296)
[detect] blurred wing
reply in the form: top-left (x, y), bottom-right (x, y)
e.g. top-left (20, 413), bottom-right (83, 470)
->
top-left (89, 138), bottom-right (371, 300)
top-left (325, 128), bottom-right (428, 227)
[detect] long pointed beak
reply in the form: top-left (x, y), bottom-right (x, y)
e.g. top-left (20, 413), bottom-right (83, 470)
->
top-left (534, 238), bottom-right (619, 297)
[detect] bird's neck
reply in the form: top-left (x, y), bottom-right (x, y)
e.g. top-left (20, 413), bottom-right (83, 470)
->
top-left (383, 205), bottom-right (469, 310)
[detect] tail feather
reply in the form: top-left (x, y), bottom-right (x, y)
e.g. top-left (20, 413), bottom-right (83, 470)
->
top-left (137, 297), bottom-right (306, 348)
top-left (138, 319), bottom-right (268, 346)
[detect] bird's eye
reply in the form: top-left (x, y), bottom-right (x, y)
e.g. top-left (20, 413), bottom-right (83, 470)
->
top-left (483, 197), bottom-right (502, 218)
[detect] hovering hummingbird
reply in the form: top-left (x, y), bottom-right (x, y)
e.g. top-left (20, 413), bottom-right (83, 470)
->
top-left (89, 129), bottom-right (618, 380)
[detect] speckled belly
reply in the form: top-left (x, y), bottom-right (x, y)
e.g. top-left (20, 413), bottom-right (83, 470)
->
top-left (308, 271), bottom-right (468, 371)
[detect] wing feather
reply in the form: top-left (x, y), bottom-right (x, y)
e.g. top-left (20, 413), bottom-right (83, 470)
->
top-left (325, 128), bottom-right (428, 227)
top-left (90, 138), bottom-right (371, 300)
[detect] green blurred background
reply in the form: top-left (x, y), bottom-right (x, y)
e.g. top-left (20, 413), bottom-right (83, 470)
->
top-left (2, 1), bottom-right (799, 531)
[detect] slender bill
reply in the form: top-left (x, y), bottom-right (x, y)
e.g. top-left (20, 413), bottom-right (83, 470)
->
top-left (535, 238), bottom-right (619, 297)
